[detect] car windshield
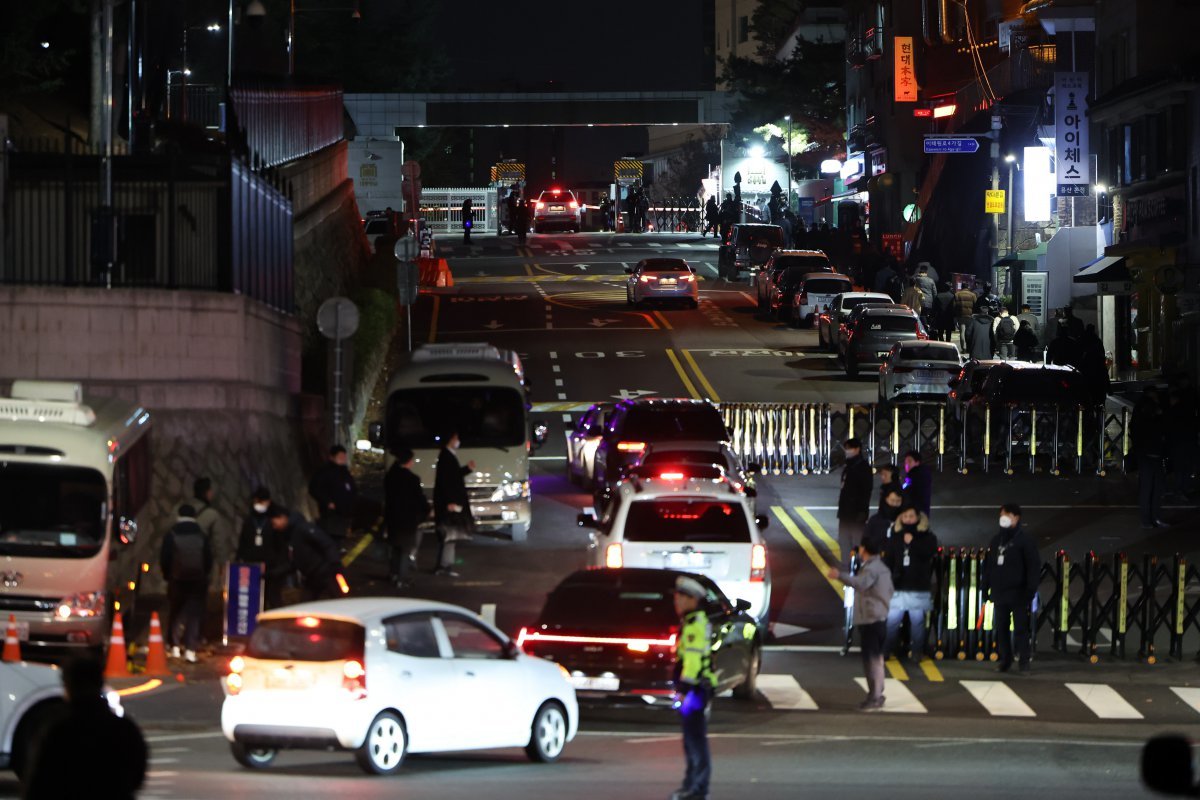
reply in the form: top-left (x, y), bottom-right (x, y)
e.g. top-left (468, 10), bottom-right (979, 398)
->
top-left (899, 344), bottom-right (960, 362)
top-left (540, 583), bottom-right (678, 630)
top-left (541, 193), bottom-right (572, 204)
top-left (623, 499), bottom-right (751, 543)
top-left (641, 450), bottom-right (724, 468)
top-left (0, 463), bottom-right (107, 559)
top-left (388, 386), bottom-right (526, 449)
top-left (619, 406), bottom-right (727, 441)
top-left (842, 296), bottom-right (890, 311)
top-left (861, 315), bottom-right (917, 332)
top-left (803, 278), bottom-right (852, 294)
top-left (248, 617), bottom-right (365, 662)
top-left (773, 256), bottom-right (830, 271)
top-left (739, 227), bottom-right (784, 246)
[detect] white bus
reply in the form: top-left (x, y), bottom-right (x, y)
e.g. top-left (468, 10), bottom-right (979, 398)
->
top-left (0, 381), bottom-right (151, 659)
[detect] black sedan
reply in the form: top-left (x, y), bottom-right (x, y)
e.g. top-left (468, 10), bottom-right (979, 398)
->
top-left (519, 568), bottom-right (762, 704)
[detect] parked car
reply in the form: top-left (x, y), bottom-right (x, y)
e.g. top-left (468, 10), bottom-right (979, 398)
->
top-left (718, 224), bottom-right (785, 279)
top-left (533, 188), bottom-right (582, 233)
top-left (947, 359), bottom-right (1003, 420)
top-left (788, 273), bottom-right (854, 328)
top-left (834, 301), bottom-right (907, 356)
top-left (967, 362), bottom-right (1098, 409)
top-left (838, 306), bottom-right (926, 378)
top-left (625, 258), bottom-right (699, 308)
top-left (565, 402), bottom-right (615, 488)
top-left (817, 292), bottom-right (894, 351)
top-left (754, 250), bottom-right (834, 311)
top-left (878, 341), bottom-right (963, 404)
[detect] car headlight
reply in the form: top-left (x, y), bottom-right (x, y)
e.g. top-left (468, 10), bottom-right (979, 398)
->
top-left (56, 591), bottom-right (106, 620)
top-left (490, 480), bottom-right (530, 502)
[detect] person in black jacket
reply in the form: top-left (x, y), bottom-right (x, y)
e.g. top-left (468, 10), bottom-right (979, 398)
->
top-left (385, 448), bottom-right (431, 588)
top-left (874, 463), bottom-right (902, 515)
top-left (160, 505), bottom-right (213, 662)
top-left (1132, 387), bottom-right (1168, 528)
top-left (837, 438), bottom-right (874, 564)
top-left (863, 486), bottom-right (905, 554)
top-left (433, 431), bottom-right (476, 577)
top-left (308, 445), bottom-right (357, 543)
top-left (23, 656), bottom-right (147, 800)
top-left (270, 506), bottom-right (340, 601)
top-left (882, 505), bottom-right (938, 660)
top-left (981, 504), bottom-right (1041, 673)
top-left (235, 487), bottom-right (291, 609)
top-left (901, 450), bottom-right (933, 518)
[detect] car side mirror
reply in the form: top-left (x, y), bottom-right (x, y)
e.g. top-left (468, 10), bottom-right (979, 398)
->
top-left (368, 422), bottom-right (384, 447)
top-left (577, 510), bottom-right (599, 529)
top-left (1141, 735), bottom-right (1197, 795)
top-left (734, 598), bottom-right (752, 612)
top-left (117, 516), bottom-right (138, 545)
top-left (755, 514), bottom-right (769, 531)
top-left (532, 423), bottom-right (548, 449)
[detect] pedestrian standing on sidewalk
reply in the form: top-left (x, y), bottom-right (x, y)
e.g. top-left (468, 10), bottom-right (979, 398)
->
top-left (671, 576), bottom-right (717, 800)
top-left (827, 538), bottom-right (894, 711)
top-left (953, 283), bottom-right (978, 348)
top-left (272, 506), bottom-right (342, 601)
top-left (837, 438), bottom-right (873, 563)
top-left (189, 477), bottom-right (233, 579)
top-left (309, 445), bottom-right (357, 544)
top-left (981, 504), bottom-right (1040, 673)
top-left (160, 504), bottom-right (213, 663)
top-left (434, 431), bottom-right (476, 577)
top-left (882, 505), bottom-right (938, 660)
top-left (461, 198), bottom-right (474, 244)
top-left (235, 487), bottom-right (291, 609)
top-left (385, 447), bottom-right (430, 588)
top-left (875, 463), bottom-right (901, 514)
top-left (1132, 387), bottom-right (1168, 528)
top-left (901, 450), bottom-right (933, 518)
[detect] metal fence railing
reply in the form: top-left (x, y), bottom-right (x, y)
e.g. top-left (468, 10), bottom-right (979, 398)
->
top-left (418, 188), bottom-right (498, 233)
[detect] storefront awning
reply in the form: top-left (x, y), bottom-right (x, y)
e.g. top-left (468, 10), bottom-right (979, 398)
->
top-left (1073, 255), bottom-right (1130, 283)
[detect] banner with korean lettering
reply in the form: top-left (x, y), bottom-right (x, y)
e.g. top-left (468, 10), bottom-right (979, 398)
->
top-left (224, 561), bottom-right (263, 642)
top-left (1055, 72), bottom-right (1090, 196)
top-left (894, 37), bottom-right (918, 102)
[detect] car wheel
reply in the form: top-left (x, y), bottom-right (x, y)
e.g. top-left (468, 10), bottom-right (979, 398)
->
top-left (230, 742), bottom-right (278, 770)
top-left (625, 290), bottom-right (633, 306)
top-left (11, 701), bottom-right (63, 780)
top-left (525, 702), bottom-right (568, 763)
top-left (508, 521), bottom-right (530, 543)
top-left (732, 645), bottom-right (761, 701)
top-left (355, 711), bottom-right (407, 775)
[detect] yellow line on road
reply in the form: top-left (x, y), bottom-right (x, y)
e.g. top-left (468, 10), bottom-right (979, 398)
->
top-left (343, 533), bottom-right (373, 567)
top-left (665, 348), bottom-right (700, 399)
top-left (886, 658), bottom-right (909, 681)
top-left (918, 658), bottom-right (945, 682)
top-left (428, 295), bottom-right (440, 343)
top-left (524, 263), bottom-right (534, 276)
top-left (681, 349), bottom-right (720, 402)
top-left (652, 310), bottom-right (673, 330)
top-left (770, 506), bottom-right (843, 600)
top-left (794, 506), bottom-right (840, 562)
top-left (116, 678), bottom-right (163, 696)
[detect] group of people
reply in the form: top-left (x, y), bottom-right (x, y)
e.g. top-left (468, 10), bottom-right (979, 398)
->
top-left (501, 186), bottom-right (531, 243)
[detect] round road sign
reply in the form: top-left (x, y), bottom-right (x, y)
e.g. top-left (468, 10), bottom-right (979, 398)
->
top-left (317, 297), bottom-right (360, 341)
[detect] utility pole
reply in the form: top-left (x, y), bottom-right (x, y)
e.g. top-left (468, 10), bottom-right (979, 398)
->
top-left (785, 115), bottom-right (793, 212)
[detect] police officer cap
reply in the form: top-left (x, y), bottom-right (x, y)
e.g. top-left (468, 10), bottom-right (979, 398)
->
top-left (674, 576), bottom-right (707, 599)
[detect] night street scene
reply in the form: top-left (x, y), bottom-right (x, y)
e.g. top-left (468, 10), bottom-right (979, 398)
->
top-left (2, 0), bottom-right (1200, 798)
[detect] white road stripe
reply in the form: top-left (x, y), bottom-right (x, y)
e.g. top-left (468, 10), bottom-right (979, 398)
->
top-left (960, 680), bottom-right (1037, 717)
top-left (1170, 687), bottom-right (1200, 714)
top-left (1066, 683), bottom-right (1144, 719)
top-left (854, 677), bottom-right (928, 713)
top-left (757, 674), bottom-right (819, 710)
top-left (561, 413), bottom-right (573, 422)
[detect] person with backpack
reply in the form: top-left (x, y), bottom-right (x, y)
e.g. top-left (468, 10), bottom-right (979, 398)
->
top-left (994, 308), bottom-right (1018, 359)
top-left (187, 477), bottom-right (232, 587)
top-left (160, 505), bottom-right (213, 663)
top-left (953, 283), bottom-right (979, 348)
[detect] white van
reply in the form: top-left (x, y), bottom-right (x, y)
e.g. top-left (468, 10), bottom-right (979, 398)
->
top-left (0, 381), bottom-right (151, 658)
top-left (373, 344), bottom-right (545, 541)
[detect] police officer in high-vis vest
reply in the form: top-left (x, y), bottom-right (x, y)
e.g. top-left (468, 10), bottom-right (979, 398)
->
top-left (672, 576), bottom-right (716, 800)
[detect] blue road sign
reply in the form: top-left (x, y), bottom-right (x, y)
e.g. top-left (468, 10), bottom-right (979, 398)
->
top-left (923, 137), bottom-right (980, 154)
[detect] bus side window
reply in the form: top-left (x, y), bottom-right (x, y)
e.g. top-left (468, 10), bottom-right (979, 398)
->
top-left (113, 435), bottom-right (151, 541)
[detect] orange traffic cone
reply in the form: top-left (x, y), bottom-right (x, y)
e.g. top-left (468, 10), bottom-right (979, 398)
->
top-left (2, 614), bottom-right (22, 662)
top-left (104, 612), bottom-right (129, 678)
top-left (143, 612), bottom-right (169, 677)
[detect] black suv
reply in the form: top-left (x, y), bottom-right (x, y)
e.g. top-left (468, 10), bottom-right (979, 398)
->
top-left (969, 362), bottom-right (1099, 408)
top-left (718, 224), bottom-right (785, 279)
top-left (592, 399), bottom-right (729, 502)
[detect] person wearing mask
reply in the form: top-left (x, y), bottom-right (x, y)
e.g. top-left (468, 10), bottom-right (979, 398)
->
top-left (23, 657), bottom-right (147, 799)
top-left (269, 506), bottom-right (341, 601)
top-left (385, 447), bottom-right (431, 588)
top-left (434, 431), bottom-right (476, 577)
top-left (837, 438), bottom-right (874, 564)
top-left (1132, 387), bottom-right (1168, 528)
top-left (981, 504), bottom-right (1041, 673)
top-left (875, 463), bottom-right (902, 514)
top-left (994, 307), bottom-right (1018, 360)
top-left (965, 307), bottom-right (996, 360)
top-left (670, 576), bottom-right (717, 800)
top-left (308, 445), bottom-right (357, 544)
top-left (882, 505), bottom-right (938, 661)
top-left (160, 505), bottom-right (213, 663)
top-left (953, 283), bottom-right (979, 348)
top-left (827, 538), bottom-right (894, 711)
top-left (235, 487), bottom-right (291, 609)
top-left (863, 486), bottom-right (905, 553)
top-left (901, 450), bottom-right (933, 518)
top-left (1014, 319), bottom-right (1039, 362)
top-left (1016, 303), bottom-right (1040, 343)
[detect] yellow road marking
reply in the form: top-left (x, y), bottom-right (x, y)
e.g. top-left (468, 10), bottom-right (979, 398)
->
top-left (117, 678), bottom-right (163, 696)
top-left (886, 658), bottom-right (909, 681)
top-left (770, 506), bottom-right (843, 600)
top-left (428, 295), bottom-right (440, 344)
top-left (794, 506), bottom-right (840, 562)
top-left (342, 533), bottom-right (373, 567)
top-left (524, 263), bottom-right (534, 276)
top-left (665, 348), bottom-right (701, 399)
top-left (682, 349), bottom-right (720, 402)
top-left (652, 310), bottom-right (674, 330)
top-left (918, 658), bottom-right (945, 682)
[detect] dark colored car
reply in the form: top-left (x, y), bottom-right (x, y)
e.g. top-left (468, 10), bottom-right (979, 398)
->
top-left (592, 399), bottom-right (729, 502)
top-left (968, 362), bottom-right (1099, 408)
top-left (817, 292), bottom-right (895, 351)
top-left (753, 250), bottom-right (833, 311)
top-left (838, 306), bottom-right (925, 378)
top-left (519, 568), bottom-right (762, 703)
top-left (947, 359), bottom-right (1003, 419)
top-left (718, 224), bottom-right (785, 279)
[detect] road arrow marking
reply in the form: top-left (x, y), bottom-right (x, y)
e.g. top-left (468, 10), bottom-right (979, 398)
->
top-left (576, 264), bottom-right (589, 270)
top-left (770, 622), bottom-right (811, 639)
top-left (588, 318), bottom-right (621, 327)
top-left (483, 320), bottom-right (503, 330)
top-left (611, 389), bottom-right (657, 400)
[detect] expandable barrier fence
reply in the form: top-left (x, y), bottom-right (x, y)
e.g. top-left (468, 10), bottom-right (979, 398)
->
top-left (841, 549), bottom-right (1200, 664)
top-left (719, 401), bottom-right (1132, 476)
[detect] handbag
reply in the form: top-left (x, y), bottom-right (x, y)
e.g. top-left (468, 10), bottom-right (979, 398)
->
top-left (440, 510), bottom-right (474, 544)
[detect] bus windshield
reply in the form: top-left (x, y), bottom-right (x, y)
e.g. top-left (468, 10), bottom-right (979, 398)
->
top-left (0, 462), bottom-right (107, 558)
top-left (387, 386), bottom-right (527, 450)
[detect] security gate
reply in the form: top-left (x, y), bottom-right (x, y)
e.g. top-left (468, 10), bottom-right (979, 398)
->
top-left (417, 187), bottom-right (498, 233)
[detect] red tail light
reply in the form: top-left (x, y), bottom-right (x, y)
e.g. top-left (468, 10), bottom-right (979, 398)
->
top-left (639, 275), bottom-right (658, 283)
top-left (751, 544), bottom-right (767, 582)
top-left (916, 326), bottom-right (928, 340)
top-left (342, 659), bottom-right (367, 697)
top-left (616, 441), bottom-right (646, 453)
top-left (605, 543), bottom-right (624, 568)
top-left (680, 274), bottom-right (695, 282)
top-left (568, 200), bottom-right (579, 209)
top-left (535, 201), bottom-right (545, 210)
top-left (659, 471), bottom-right (685, 480)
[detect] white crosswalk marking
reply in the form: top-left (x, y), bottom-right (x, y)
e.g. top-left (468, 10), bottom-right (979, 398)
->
top-left (855, 677), bottom-right (928, 713)
top-left (757, 674), bottom-right (818, 710)
top-left (678, 243), bottom-right (693, 248)
top-left (1170, 687), bottom-right (1200, 714)
top-left (1066, 683), bottom-right (1144, 719)
top-left (961, 680), bottom-right (1037, 717)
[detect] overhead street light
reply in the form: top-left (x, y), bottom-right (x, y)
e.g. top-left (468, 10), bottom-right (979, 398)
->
top-left (748, 145), bottom-right (765, 159)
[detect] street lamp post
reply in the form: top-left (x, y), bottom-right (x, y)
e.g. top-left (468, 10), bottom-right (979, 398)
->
top-left (784, 115), bottom-right (793, 212)
top-left (1004, 154), bottom-right (1016, 255)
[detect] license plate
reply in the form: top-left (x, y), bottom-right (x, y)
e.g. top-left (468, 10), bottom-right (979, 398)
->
top-left (569, 675), bottom-right (620, 691)
top-left (666, 552), bottom-right (710, 569)
top-left (14, 621), bottom-right (28, 642)
top-left (876, 350), bottom-right (890, 358)
top-left (913, 370), bottom-right (938, 382)
top-left (550, 205), bottom-right (564, 212)
top-left (267, 668), bottom-right (312, 690)
top-left (660, 279), bottom-right (677, 286)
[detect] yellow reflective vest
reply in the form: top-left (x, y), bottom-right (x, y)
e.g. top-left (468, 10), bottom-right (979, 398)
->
top-left (676, 609), bottom-right (717, 688)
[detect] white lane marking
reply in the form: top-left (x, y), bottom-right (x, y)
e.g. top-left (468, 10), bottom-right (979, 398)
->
top-left (557, 392), bottom-right (568, 400)
top-left (149, 747), bottom-right (191, 754)
top-left (561, 413), bottom-right (573, 422)
top-left (148, 758), bottom-right (180, 764)
top-left (678, 243), bottom-right (693, 248)
top-left (1170, 687), bottom-right (1200, 714)
top-left (552, 364), bottom-right (561, 372)
top-left (619, 242), bottom-right (631, 247)
top-left (757, 674), bottom-right (819, 710)
top-left (577, 731), bottom-right (1143, 747)
top-left (765, 645), bottom-right (857, 653)
top-left (854, 677), bottom-right (928, 713)
top-left (1066, 683), bottom-right (1144, 719)
top-left (555, 379), bottom-right (564, 386)
top-left (647, 242), bottom-right (662, 247)
top-left (549, 351), bottom-right (559, 358)
top-left (960, 680), bottom-right (1037, 717)
top-left (626, 736), bottom-right (678, 744)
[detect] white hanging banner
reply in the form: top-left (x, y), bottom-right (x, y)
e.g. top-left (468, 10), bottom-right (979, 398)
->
top-left (1055, 72), bottom-right (1090, 197)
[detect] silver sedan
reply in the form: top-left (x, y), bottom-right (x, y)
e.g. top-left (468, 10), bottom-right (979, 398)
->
top-left (625, 258), bottom-right (699, 308)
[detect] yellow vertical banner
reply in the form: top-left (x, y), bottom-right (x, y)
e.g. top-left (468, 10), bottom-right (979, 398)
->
top-left (894, 37), bottom-right (918, 102)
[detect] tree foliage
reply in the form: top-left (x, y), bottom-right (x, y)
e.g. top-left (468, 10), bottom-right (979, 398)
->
top-left (0, 0), bottom-right (87, 104)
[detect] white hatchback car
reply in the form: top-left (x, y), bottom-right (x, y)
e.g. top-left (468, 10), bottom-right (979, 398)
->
top-left (625, 258), bottom-right (699, 308)
top-left (581, 466), bottom-right (771, 623)
top-left (878, 340), bottom-right (964, 404)
top-left (221, 598), bottom-right (578, 775)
